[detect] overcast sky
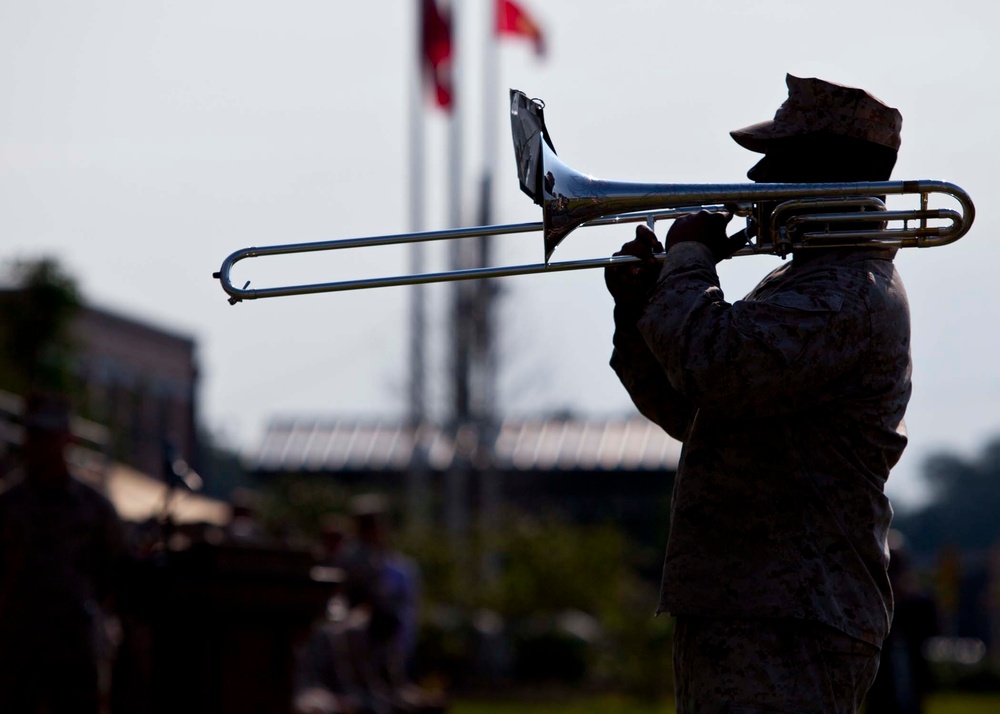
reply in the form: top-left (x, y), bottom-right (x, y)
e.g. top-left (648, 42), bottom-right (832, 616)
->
top-left (2, 1), bottom-right (998, 510)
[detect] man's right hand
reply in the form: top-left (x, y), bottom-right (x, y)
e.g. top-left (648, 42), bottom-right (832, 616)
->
top-left (605, 224), bottom-right (664, 310)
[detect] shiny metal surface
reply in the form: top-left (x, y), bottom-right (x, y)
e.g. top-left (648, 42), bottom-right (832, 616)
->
top-left (214, 207), bottom-right (718, 303)
top-left (246, 415), bottom-right (681, 474)
top-left (213, 91), bottom-right (975, 303)
top-left (534, 135), bottom-right (974, 261)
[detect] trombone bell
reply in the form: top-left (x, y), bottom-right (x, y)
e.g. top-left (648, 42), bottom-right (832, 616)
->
top-left (508, 89), bottom-right (975, 262)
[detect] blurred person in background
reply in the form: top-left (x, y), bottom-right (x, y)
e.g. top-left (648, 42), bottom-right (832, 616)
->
top-left (295, 499), bottom-right (443, 714)
top-left (0, 392), bottom-right (127, 713)
top-left (606, 75), bottom-right (910, 713)
top-left (864, 530), bottom-right (939, 714)
top-left (342, 495), bottom-right (431, 712)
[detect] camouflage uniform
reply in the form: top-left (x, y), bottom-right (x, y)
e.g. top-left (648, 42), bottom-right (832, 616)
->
top-left (672, 617), bottom-right (880, 714)
top-left (0, 395), bottom-right (126, 714)
top-left (610, 76), bottom-right (911, 712)
top-left (0, 471), bottom-right (125, 713)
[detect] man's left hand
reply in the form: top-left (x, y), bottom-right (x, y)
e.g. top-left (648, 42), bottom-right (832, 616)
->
top-left (666, 210), bottom-right (745, 262)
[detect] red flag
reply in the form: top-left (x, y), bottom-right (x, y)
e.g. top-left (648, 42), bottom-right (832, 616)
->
top-left (421, 0), bottom-right (453, 109)
top-left (496, 0), bottom-right (545, 57)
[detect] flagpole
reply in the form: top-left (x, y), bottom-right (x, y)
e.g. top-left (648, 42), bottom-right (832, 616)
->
top-left (445, 0), bottom-right (470, 537)
top-left (447, 0), bottom-right (468, 427)
top-left (477, 0), bottom-right (502, 581)
top-left (475, 0), bottom-right (499, 425)
top-left (409, 0), bottom-right (427, 429)
top-left (478, 1), bottom-right (543, 432)
top-left (408, 0), bottom-right (430, 530)
top-left (447, 0), bottom-right (463, 238)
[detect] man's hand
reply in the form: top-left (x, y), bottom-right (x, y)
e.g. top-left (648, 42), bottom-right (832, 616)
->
top-left (605, 224), bottom-right (664, 311)
top-left (665, 210), bottom-right (745, 262)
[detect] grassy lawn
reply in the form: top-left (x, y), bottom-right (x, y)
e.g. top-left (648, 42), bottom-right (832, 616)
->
top-left (450, 692), bottom-right (1000, 714)
top-left (451, 695), bottom-right (672, 714)
top-left (925, 693), bottom-right (1000, 714)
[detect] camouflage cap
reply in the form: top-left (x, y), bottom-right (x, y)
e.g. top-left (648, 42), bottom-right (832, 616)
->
top-left (731, 74), bottom-right (902, 153)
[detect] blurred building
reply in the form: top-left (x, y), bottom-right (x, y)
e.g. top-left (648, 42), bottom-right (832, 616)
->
top-left (72, 304), bottom-right (199, 478)
top-left (0, 303), bottom-right (216, 531)
top-left (243, 414), bottom-right (681, 568)
top-left (0, 292), bottom-right (200, 479)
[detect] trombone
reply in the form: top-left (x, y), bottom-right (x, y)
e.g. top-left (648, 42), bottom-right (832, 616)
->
top-left (214, 90), bottom-right (975, 304)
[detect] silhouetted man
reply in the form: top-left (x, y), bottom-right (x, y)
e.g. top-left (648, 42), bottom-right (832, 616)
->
top-left (607, 75), bottom-right (909, 713)
top-left (0, 393), bottom-right (126, 713)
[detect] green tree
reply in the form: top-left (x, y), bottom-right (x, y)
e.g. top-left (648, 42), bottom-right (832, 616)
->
top-left (253, 475), bottom-right (351, 545)
top-left (895, 438), bottom-right (1000, 557)
top-left (249, 481), bottom-right (675, 697)
top-left (0, 258), bottom-right (82, 394)
top-left (397, 512), bottom-right (672, 697)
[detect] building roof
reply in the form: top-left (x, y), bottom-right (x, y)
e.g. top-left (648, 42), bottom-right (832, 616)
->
top-left (245, 415), bottom-right (682, 473)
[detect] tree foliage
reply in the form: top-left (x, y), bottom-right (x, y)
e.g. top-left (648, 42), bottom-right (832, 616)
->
top-left (894, 438), bottom-right (1000, 557)
top-left (251, 479), bottom-right (673, 696)
top-left (0, 258), bottom-right (82, 393)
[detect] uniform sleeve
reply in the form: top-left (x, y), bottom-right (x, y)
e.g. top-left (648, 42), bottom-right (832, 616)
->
top-left (610, 305), bottom-right (695, 441)
top-left (638, 242), bottom-right (870, 418)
